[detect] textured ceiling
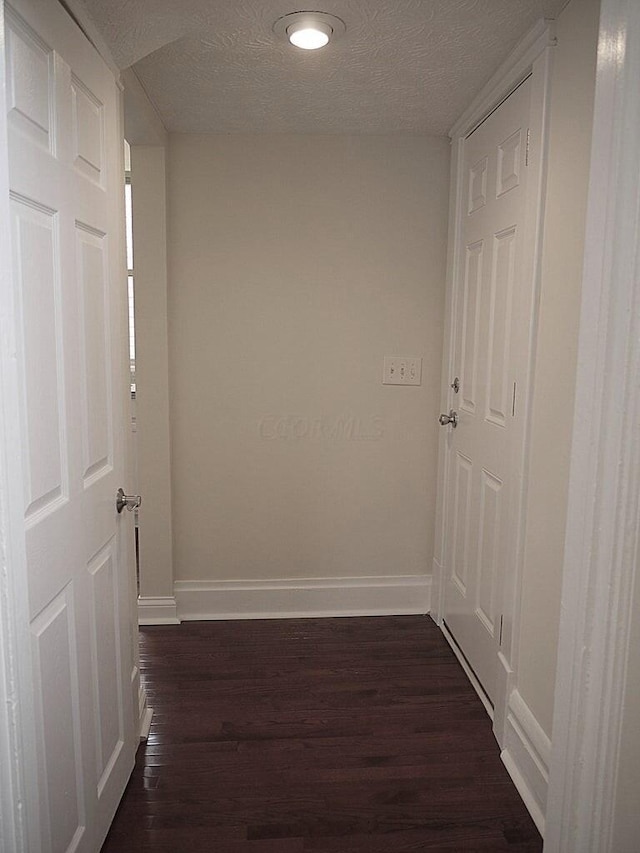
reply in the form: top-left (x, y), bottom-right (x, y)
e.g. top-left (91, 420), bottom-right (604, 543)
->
top-left (83, 0), bottom-right (568, 134)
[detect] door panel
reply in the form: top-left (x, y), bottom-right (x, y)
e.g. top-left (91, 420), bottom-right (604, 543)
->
top-left (71, 74), bottom-right (105, 186)
top-left (451, 451), bottom-right (472, 595)
top-left (11, 197), bottom-right (65, 520)
top-left (443, 79), bottom-right (531, 704)
top-left (5, 11), bottom-right (54, 152)
top-left (460, 240), bottom-right (483, 415)
top-left (477, 468), bottom-right (502, 633)
top-left (77, 222), bottom-right (111, 481)
top-left (5, 0), bottom-right (136, 849)
top-left (31, 587), bottom-right (85, 852)
top-left (487, 225), bottom-right (516, 425)
top-left (88, 543), bottom-right (124, 797)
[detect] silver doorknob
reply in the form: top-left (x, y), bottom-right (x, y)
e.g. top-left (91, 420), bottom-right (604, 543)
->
top-left (439, 410), bottom-right (458, 428)
top-left (116, 488), bottom-right (141, 514)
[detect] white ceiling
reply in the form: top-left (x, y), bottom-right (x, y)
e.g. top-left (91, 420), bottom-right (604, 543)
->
top-left (83, 0), bottom-right (568, 135)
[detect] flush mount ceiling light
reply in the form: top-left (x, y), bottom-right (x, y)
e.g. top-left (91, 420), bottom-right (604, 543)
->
top-left (273, 11), bottom-right (346, 50)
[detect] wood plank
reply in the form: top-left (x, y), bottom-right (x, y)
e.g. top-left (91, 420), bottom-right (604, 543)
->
top-left (101, 617), bottom-right (542, 851)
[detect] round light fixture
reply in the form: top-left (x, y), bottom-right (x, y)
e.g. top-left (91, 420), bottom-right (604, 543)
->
top-left (273, 11), bottom-right (346, 50)
top-left (288, 19), bottom-right (331, 49)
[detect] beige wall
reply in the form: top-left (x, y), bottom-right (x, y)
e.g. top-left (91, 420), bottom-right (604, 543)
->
top-left (517, 0), bottom-right (600, 736)
top-left (131, 145), bottom-right (174, 599)
top-left (167, 134), bottom-right (450, 583)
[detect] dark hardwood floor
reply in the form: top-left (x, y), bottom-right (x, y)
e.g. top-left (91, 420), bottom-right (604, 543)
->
top-left (101, 616), bottom-right (542, 852)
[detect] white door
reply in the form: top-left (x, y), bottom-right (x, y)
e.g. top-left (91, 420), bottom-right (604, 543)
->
top-left (5, 0), bottom-right (138, 849)
top-left (442, 78), bottom-right (531, 704)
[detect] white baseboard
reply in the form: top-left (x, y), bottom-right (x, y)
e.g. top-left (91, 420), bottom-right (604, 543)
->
top-left (137, 595), bottom-right (180, 625)
top-left (174, 575), bottom-right (431, 621)
top-left (501, 688), bottom-right (551, 837)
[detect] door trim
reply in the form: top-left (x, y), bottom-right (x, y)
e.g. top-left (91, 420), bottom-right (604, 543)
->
top-left (545, 0), bottom-right (640, 848)
top-left (0, 0), bottom-right (40, 846)
top-left (432, 19), bottom-right (555, 752)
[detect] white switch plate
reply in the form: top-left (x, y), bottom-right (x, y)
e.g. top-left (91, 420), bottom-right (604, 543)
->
top-left (383, 356), bottom-right (422, 386)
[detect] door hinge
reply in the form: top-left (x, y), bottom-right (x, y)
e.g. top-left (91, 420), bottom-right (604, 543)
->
top-left (512, 381), bottom-right (517, 417)
top-left (525, 128), bottom-right (531, 166)
top-left (499, 615), bottom-right (504, 646)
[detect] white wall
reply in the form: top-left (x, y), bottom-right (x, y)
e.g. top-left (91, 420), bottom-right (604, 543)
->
top-left (166, 134), bottom-right (450, 593)
top-left (517, 0), bottom-right (600, 737)
top-left (130, 146), bottom-right (175, 602)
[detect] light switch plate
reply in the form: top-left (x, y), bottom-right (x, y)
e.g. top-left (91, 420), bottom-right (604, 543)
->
top-left (383, 356), bottom-right (422, 386)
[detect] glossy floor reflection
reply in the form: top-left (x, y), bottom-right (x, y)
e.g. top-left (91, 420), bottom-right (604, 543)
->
top-left (102, 616), bottom-right (542, 852)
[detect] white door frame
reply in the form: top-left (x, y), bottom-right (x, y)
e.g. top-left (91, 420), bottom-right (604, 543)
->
top-left (432, 19), bottom-right (555, 746)
top-left (545, 0), bottom-right (640, 849)
top-left (0, 0), bottom-right (39, 845)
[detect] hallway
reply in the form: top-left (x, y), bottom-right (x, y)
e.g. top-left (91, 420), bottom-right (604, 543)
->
top-left (102, 617), bottom-right (541, 851)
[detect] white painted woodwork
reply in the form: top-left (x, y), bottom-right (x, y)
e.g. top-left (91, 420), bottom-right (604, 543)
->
top-left (433, 22), bottom-right (555, 827)
top-left (514, 0), bottom-right (600, 742)
top-left (137, 595), bottom-right (179, 625)
top-left (443, 78), bottom-right (531, 704)
top-left (174, 575), bottom-right (432, 622)
top-left (3, 0), bottom-right (137, 849)
top-left (502, 687), bottom-right (550, 835)
top-left (545, 0), bottom-right (640, 848)
top-left (0, 0), bottom-right (36, 845)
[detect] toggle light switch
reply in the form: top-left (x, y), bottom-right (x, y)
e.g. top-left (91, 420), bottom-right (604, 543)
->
top-left (383, 356), bottom-right (422, 386)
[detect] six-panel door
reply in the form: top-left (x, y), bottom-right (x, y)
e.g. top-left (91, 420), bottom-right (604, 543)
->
top-left (444, 79), bottom-right (531, 704)
top-left (5, 0), bottom-right (137, 848)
